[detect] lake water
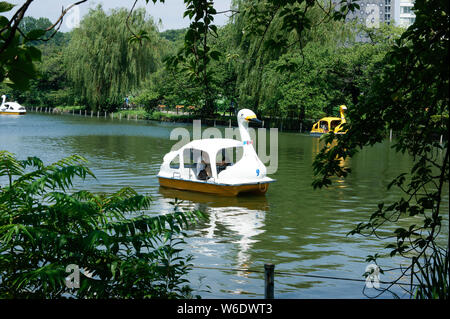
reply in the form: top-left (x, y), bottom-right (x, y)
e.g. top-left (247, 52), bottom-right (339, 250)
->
top-left (1, 112), bottom-right (448, 298)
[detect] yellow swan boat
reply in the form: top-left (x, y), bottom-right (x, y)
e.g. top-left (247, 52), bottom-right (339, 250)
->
top-left (310, 105), bottom-right (347, 137)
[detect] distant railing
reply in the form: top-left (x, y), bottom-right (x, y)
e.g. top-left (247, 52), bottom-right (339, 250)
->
top-left (29, 107), bottom-right (446, 143)
top-left (30, 106), bottom-right (140, 121)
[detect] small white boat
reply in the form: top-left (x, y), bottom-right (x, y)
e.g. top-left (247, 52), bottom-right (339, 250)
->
top-left (157, 109), bottom-right (276, 196)
top-left (0, 95), bottom-right (26, 115)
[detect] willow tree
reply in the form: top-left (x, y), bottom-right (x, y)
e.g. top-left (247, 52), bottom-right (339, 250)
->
top-left (229, 0), bottom-right (354, 114)
top-left (65, 6), bottom-right (162, 111)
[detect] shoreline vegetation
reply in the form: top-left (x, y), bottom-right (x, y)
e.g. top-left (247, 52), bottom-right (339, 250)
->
top-left (40, 106), bottom-right (317, 132)
top-left (0, 7), bottom-right (415, 135)
top-left (1, 0), bottom-right (448, 300)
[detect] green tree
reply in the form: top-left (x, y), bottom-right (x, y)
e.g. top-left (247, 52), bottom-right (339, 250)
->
top-left (163, 0), bottom-right (223, 117)
top-left (0, 27), bottom-right (73, 108)
top-left (229, 0), bottom-right (356, 113)
top-left (312, 0), bottom-right (449, 298)
top-left (0, 151), bottom-right (204, 298)
top-left (65, 6), bottom-right (163, 111)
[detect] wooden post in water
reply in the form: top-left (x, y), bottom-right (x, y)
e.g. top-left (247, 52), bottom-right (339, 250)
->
top-left (97, 111), bottom-right (99, 118)
top-left (119, 113), bottom-right (122, 120)
top-left (91, 111), bottom-right (93, 118)
top-left (104, 112), bottom-right (107, 119)
top-left (264, 264), bottom-right (275, 299)
top-left (229, 119), bottom-right (231, 128)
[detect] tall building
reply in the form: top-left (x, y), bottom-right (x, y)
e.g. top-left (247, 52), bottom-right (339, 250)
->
top-left (332, 0), bottom-right (416, 42)
top-left (393, 0), bottom-right (416, 27)
top-left (333, 0), bottom-right (416, 28)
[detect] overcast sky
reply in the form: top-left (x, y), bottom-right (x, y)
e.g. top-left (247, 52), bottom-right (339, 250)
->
top-left (6, 0), bottom-right (233, 31)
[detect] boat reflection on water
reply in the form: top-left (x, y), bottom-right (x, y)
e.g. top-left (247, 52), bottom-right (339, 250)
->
top-left (159, 187), bottom-right (268, 275)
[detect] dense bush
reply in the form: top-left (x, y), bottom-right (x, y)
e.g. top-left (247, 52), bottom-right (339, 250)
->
top-left (0, 151), bottom-right (204, 298)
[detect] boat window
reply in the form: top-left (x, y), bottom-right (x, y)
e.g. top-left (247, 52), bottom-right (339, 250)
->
top-left (216, 146), bottom-right (243, 174)
top-left (330, 120), bottom-right (341, 130)
top-left (183, 148), bottom-right (203, 169)
top-left (319, 121), bottom-right (329, 131)
top-left (169, 154), bottom-right (180, 169)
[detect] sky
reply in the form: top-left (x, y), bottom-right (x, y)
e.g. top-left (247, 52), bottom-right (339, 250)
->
top-left (6, 0), bottom-right (233, 31)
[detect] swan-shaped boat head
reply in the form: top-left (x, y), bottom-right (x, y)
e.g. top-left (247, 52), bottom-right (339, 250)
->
top-left (157, 108), bottom-right (275, 196)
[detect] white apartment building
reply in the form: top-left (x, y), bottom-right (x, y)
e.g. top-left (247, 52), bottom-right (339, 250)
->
top-left (333, 0), bottom-right (416, 28)
top-left (393, 0), bottom-right (416, 27)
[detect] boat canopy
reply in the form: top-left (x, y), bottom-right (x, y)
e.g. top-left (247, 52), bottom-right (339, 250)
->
top-left (177, 138), bottom-right (242, 155)
top-left (158, 108), bottom-right (275, 192)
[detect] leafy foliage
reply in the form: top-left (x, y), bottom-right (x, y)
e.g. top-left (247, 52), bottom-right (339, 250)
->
top-left (0, 2), bottom-right (42, 90)
top-left (163, 0), bottom-right (222, 116)
top-left (0, 151), bottom-right (205, 298)
top-left (65, 6), bottom-right (163, 111)
top-left (312, 0), bottom-right (449, 298)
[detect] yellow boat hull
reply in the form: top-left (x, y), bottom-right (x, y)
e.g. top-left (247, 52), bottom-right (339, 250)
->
top-left (0, 112), bottom-right (26, 115)
top-left (158, 177), bottom-right (271, 196)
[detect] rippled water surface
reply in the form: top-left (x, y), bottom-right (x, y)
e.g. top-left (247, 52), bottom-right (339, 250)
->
top-left (1, 113), bottom-right (448, 298)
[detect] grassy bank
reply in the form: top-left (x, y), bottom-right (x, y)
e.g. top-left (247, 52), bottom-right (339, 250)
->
top-left (53, 105), bottom-right (87, 113)
top-left (42, 106), bottom-right (315, 132)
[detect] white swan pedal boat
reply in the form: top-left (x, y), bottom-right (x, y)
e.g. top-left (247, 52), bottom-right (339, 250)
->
top-left (0, 95), bottom-right (26, 115)
top-left (157, 109), bottom-right (276, 196)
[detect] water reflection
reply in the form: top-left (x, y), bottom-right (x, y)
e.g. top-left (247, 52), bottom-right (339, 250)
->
top-left (159, 187), bottom-right (268, 272)
top-left (1, 113), bottom-right (448, 298)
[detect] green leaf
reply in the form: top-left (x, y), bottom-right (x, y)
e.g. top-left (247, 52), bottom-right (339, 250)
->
top-left (25, 29), bottom-right (47, 41)
top-left (27, 46), bottom-right (42, 61)
top-left (209, 50), bottom-right (221, 61)
top-left (0, 15), bottom-right (8, 27)
top-left (0, 1), bottom-right (14, 13)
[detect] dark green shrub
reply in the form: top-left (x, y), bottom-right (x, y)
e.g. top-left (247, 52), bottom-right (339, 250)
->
top-left (0, 151), bottom-right (204, 298)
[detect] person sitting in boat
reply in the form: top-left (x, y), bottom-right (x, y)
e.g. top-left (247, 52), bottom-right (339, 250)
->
top-left (320, 121), bottom-right (329, 133)
top-left (197, 152), bottom-right (212, 180)
top-left (217, 155), bottom-right (227, 167)
top-left (216, 155), bottom-right (228, 174)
